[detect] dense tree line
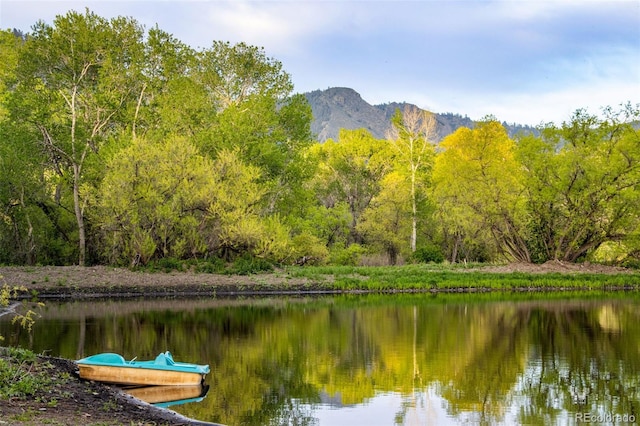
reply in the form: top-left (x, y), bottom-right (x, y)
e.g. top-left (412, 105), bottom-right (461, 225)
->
top-left (1, 10), bottom-right (638, 267)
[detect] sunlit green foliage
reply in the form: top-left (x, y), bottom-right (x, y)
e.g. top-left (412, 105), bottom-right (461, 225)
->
top-left (0, 8), bottom-right (638, 267)
top-left (194, 42), bottom-right (314, 216)
top-left (518, 104), bottom-right (640, 263)
top-left (310, 128), bottom-right (393, 246)
top-left (0, 30), bottom-right (74, 265)
top-left (206, 149), bottom-right (296, 262)
top-left (357, 171), bottom-right (412, 264)
top-left (433, 118), bottom-right (528, 263)
top-left (9, 10), bottom-right (147, 265)
top-left (95, 135), bottom-right (213, 265)
top-left (0, 29), bottom-right (21, 122)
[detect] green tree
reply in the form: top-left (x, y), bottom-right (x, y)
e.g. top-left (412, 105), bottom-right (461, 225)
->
top-left (193, 42), bottom-right (313, 216)
top-left (205, 149), bottom-right (280, 261)
top-left (138, 27), bottom-right (202, 140)
top-left (357, 172), bottom-right (412, 264)
top-left (387, 106), bottom-right (437, 253)
top-left (0, 30), bottom-right (31, 262)
top-left (432, 119), bottom-right (528, 262)
top-left (2, 10), bottom-right (321, 267)
top-left (518, 104), bottom-right (640, 262)
top-left (293, 202), bottom-right (351, 250)
top-left (0, 30), bottom-right (72, 264)
top-left (310, 129), bottom-right (393, 246)
top-left (0, 29), bottom-right (22, 122)
top-left (11, 10), bottom-right (146, 265)
top-left (95, 135), bottom-right (213, 265)
top-left (0, 122), bottom-right (51, 264)
top-left (196, 41), bottom-right (292, 112)
top-left (96, 136), bottom-right (296, 265)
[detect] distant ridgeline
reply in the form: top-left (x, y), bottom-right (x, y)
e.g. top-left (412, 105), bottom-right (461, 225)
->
top-left (303, 87), bottom-right (538, 142)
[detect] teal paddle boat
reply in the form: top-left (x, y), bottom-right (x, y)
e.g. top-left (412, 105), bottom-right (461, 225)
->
top-left (76, 351), bottom-right (209, 386)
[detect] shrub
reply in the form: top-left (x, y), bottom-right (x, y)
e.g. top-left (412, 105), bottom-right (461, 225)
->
top-left (290, 233), bottom-right (329, 265)
top-left (194, 257), bottom-right (226, 274)
top-left (227, 254), bottom-right (274, 275)
top-left (145, 257), bottom-right (186, 272)
top-left (412, 245), bottom-right (445, 263)
top-left (329, 244), bottom-right (366, 266)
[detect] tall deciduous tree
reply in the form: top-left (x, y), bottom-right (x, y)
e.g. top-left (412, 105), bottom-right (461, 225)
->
top-left (310, 129), bottom-right (393, 245)
top-left (139, 27), bottom-right (202, 139)
top-left (96, 136), bottom-right (213, 265)
top-left (357, 172), bottom-right (412, 264)
top-left (0, 30), bottom-right (30, 262)
top-left (1, 29), bottom-right (75, 264)
top-left (387, 106), bottom-right (437, 252)
top-left (193, 41), bottom-right (313, 216)
top-left (12, 10), bottom-right (146, 265)
top-left (198, 41), bottom-right (292, 110)
top-left (518, 104), bottom-right (640, 262)
top-left (433, 119), bottom-right (528, 262)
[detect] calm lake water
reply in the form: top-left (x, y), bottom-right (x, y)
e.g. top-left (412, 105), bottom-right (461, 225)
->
top-left (1, 292), bottom-right (639, 425)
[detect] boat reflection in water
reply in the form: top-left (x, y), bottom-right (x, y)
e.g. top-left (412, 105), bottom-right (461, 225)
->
top-left (125, 383), bottom-right (210, 408)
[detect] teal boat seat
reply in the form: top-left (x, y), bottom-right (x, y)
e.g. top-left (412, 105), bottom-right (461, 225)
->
top-left (154, 351), bottom-right (175, 366)
top-left (86, 353), bottom-right (126, 365)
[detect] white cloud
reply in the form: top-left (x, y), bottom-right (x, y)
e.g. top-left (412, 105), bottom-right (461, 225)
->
top-left (433, 77), bottom-right (639, 125)
top-left (199, 1), bottom-right (345, 54)
top-left (1, 0), bottom-right (638, 125)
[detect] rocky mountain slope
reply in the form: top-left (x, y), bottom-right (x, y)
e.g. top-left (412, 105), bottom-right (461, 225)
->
top-left (303, 87), bottom-right (537, 142)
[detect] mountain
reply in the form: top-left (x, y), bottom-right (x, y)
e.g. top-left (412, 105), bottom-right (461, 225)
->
top-left (303, 87), bottom-right (538, 142)
top-left (303, 87), bottom-right (390, 141)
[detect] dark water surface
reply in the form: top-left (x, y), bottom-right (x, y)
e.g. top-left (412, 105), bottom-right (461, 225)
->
top-left (1, 292), bottom-right (639, 425)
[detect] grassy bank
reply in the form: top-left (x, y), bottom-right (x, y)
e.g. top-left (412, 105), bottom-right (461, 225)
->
top-left (284, 264), bottom-right (640, 292)
top-left (0, 347), bottom-right (69, 401)
top-left (1, 263), bottom-right (638, 301)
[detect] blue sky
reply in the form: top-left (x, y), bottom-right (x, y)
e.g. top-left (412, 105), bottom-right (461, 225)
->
top-left (1, 0), bottom-right (638, 125)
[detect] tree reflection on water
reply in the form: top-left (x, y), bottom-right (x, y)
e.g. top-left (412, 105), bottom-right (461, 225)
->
top-left (1, 293), bottom-right (639, 425)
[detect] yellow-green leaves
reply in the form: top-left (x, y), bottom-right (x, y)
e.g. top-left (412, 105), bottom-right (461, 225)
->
top-left (310, 129), bottom-right (393, 246)
top-left (0, 30), bottom-right (21, 124)
top-left (433, 120), bottom-right (528, 262)
top-left (519, 105), bottom-right (640, 263)
top-left (97, 136), bottom-right (213, 265)
top-left (357, 171), bottom-right (412, 264)
top-left (96, 138), bottom-right (297, 265)
top-left (207, 149), bottom-right (288, 261)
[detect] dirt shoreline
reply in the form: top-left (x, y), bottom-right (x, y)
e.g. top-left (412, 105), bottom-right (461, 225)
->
top-left (0, 265), bottom-right (318, 299)
top-left (0, 261), bottom-right (635, 300)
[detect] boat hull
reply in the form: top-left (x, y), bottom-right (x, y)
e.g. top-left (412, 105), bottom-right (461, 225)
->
top-left (78, 364), bottom-right (206, 386)
top-left (76, 352), bottom-right (209, 386)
